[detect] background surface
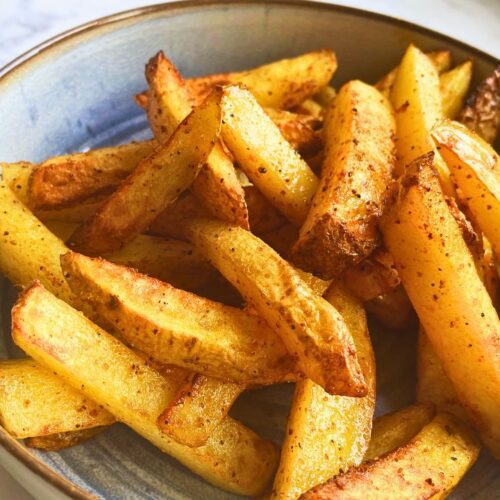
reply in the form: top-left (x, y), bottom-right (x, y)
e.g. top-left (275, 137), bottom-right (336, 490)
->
top-left (0, 0), bottom-right (498, 498)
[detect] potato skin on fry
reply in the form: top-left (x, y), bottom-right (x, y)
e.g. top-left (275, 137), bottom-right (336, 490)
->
top-left (381, 152), bottom-right (500, 457)
top-left (183, 218), bottom-right (367, 397)
top-left (301, 413), bottom-right (479, 500)
top-left (291, 80), bottom-right (395, 279)
top-left (25, 427), bottom-right (106, 451)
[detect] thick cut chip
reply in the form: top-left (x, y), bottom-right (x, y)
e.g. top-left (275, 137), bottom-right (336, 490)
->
top-left (183, 218), bottom-right (366, 397)
top-left (12, 284), bottom-right (280, 496)
top-left (440, 61), bottom-right (473, 119)
top-left (291, 80), bottom-right (396, 278)
top-left (25, 427), bottom-right (107, 451)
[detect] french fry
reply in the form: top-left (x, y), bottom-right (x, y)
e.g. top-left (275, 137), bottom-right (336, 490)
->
top-left (145, 52), bottom-right (248, 228)
top-left (365, 403), bottom-right (435, 461)
top-left (69, 88), bottom-right (223, 255)
top-left (376, 50), bottom-right (451, 98)
top-left (185, 49), bottom-right (337, 109)
top-left (381, 152), bottom-right (500, 456)
top-left (258, 223), bottom-right (298, 257)
top-left (291, 80), bottom-right (396, 278)
top-left (27, 141), bottom-right (157, 210)
top-left (440, 61), bottom-right (473, 119)
top-left (271, 282), bottom-right (375, 499)
top-left (432, 119), bottom-right (500, 255)
top-left (0, 359), bottom-right (115, 439)
top-left (157, 375), bottom-right (244, 448)
top-left (25, 427), bottom-right (106, 451)
top-left (244, 186), bottom-right (287, 234)
top-left (61, 251), bottom-right (298, 385)
top-left (302, 413), bottom-right (479, 499)
top-left (458, 65), bottom-right (499, 144)
top-left (292, 98), bottom-right (324, 119)
top-left (390, 45), bottom-right (454, 195)
top-left (416, 328), bottom-right (468, 421)
top-left (183, 218), bottom-right (366, 397)
top-left (12, 284), bottom-right (280, 496)
top-left (365, 285), bottom-right (415, 331)
top-left (221, 85), bottom-right (319, 226)
top-left (313, 86), bottom-right (336, 107)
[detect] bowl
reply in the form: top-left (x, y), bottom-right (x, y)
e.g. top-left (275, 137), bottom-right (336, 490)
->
top-left (0, 1), bottom-right (498, 498)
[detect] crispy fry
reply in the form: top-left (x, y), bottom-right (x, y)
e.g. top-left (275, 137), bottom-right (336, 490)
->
top-left (69, 89), bottom-right (223, 255)
top-left (390, 45), bottom-right (454, 194)
top-left (458, 65), bottom-right (500, 144)
top-left (291, 80), bottom-right (395, 278)
top-left (145, 52), bottom-right (248, 228)
top-left (25, 427), bottom-right (106, 451)
top-left (432, 119), bottom-right (500, 255)
top-left (157, 375), bottom-right (244, 448)
top-left (183, 218), bottom-right (366, 396)
top-left (381, 152), bottom-right (500, 456)
top-left (365, 285), bottom-right (415, 331)
top-left (27, 141), bottom-right (157, 210)
top-left (365, 403), bottom-right (435, 461)
top-left (185, 49), bottom-right (337, 109)
top-left (12, 284), bottom-right (280, 496)
top-left (302, 413), bottom-right (479, 499)
top-left (221, 85), bottom-right (319, 225)
top-left (0, 359), bottom-right (115, 439)
top-left (61, 251), bottom-right (297, 385)
top-left (271, 282), bottom-right (375, 498)
top-left (440, 61), bottom-right (473, 119)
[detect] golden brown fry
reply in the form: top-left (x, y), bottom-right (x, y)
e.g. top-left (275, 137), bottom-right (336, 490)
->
top-left (458, 65), bottom-right (500, 144)
top-left (303, 413), bottom-right (479, 499)
top-left (28, 141), bottom-right (157, 210)
top-left (0, 359), bottom-right (115, 439)
top-left (292, 98), bottom-right (324, 119)
top-left (381, 152), bottom-right (500, 456)
top-left (271, 282), bottom-right (375, 499)
top-left (157, 375), bottom-right (244, 448)
top-left (390, 45), bottom-right (454, 194)
top-left (61, 251), bottom-right (297, 385)
top-left (69, 89), bottom-right (223, 255)
top-left (25, 427), bottom-right (106, 451)
top-left (183, 218), bottom-right (366, 397)
top-left (313, 86), bottom-right (336, 107)
top-left (365, 285), bottom-right (415, 331)
top-left (365, 403), bottom-right (435, 461)
top-left (145, 52), bottom-right (248, 228)
top-left (440, 61), bottom-right (473, 119)
top-left (432, 119), bottom-right (500, 255)
top-left (416, 328), bottom-right (468, 421)
top-left (186, 49), bottom-right (337, 109)
top-left (221, 85), bottom-right (319, 225)
top-left (12, 284), bottom-right (279, 496)
top-left (292, 80), bottom-right (395, 278)
top-left (375, 50), bottom-right (451, 98)
top-left (244, 185), bottom-right (287, 234)
top-left (258, 223), bottom-right (298, 257)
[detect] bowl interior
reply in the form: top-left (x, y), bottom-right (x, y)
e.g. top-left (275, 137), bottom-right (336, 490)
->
top-left (0, 1), bottom-right (498, 498)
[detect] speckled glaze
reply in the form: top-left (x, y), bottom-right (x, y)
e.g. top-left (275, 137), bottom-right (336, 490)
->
top-left (0, 1), bottom-right (498, 499)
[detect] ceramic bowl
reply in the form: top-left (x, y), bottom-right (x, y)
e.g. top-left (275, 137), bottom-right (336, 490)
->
top-left (0, 1), bottom-right (498, 498)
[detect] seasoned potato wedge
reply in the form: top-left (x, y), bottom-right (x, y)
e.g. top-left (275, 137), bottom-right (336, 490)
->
top-left (416, 328), bottom-right (467, 421)
top-left (61, 251), bottom-right (297, 385)
top-left (291, 80), bottom-right (395, 278)
top-left (186, 49), bottom-right (337, 109)
top-left (302, 413), bottom-right (479, 499)
top-left (25, 427), bottom-right (106, 451)
top-left (432, 119), bottom-right (500, 255)
top-left (365, 403), bottom-right (435, 461)
top-left (440, 61), bottom-right (473, 119)
top-left (145, 52), bottom-right (248, 228)
top-left (376, 50), bottom-right (451, 98)
top-left (0, 359), bottom-right (115, 439)
top-left (271, 282), bottom-right (375, 499)
top-left (390, 45), bottom-right (453, 194)
top-left (221, 85), bottom-right (319, 225)
top-left (12, 284), bottom-right (280, 496)
top-left (158, 375), bottom-right (244, 448)
top-left (69, 88), bottom-right (223, 255)
top-left (381, 152), bottom-right (500, 456)
top-left (183, 218), bottom-right (366, 397)
top-left (458, 65), bottom-right (499, 144)
top-left (27, 141), bottom-right (157, 210)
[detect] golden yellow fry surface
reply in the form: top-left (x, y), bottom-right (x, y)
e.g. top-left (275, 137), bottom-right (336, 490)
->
top-left (440, 61), bottom-right (473, 119)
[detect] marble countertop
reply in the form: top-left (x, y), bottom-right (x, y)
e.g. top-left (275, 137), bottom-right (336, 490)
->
top-left (0, 0), bottom-right (498, 498)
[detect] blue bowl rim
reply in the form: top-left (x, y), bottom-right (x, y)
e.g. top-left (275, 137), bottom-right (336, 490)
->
top-left (0, 1), bottom-right (497, 499)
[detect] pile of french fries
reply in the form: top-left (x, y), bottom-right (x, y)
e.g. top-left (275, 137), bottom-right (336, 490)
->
top-left (0, 44), bottom-right (499, 498)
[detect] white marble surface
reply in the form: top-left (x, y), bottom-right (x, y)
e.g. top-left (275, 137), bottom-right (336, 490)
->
top-left (0, 0), bottom-right (498, 498)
